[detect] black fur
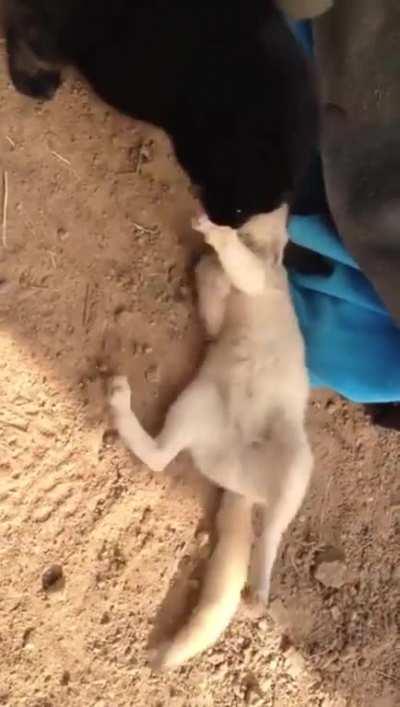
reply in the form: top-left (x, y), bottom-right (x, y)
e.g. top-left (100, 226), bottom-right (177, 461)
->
top-left (4, 0), bottom-right (318, 228)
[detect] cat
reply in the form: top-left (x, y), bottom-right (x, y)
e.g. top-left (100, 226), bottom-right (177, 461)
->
top-left (109, 207), bottom-right (313, 668)
top-left (3, 0), bottom-right (318, 229)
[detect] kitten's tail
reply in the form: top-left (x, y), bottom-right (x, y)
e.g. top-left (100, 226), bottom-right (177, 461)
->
top-left (152, 491), bottom-right (253, 670)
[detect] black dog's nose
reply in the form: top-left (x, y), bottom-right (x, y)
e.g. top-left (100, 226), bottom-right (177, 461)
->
top-left (9, 66), bottom-right (61, 101)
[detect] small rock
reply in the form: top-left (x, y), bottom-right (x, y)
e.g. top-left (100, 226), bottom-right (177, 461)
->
top-left (260, 676), bottom-right (272, 692)
top-left (258, 619), bottom-right (268, 632)
top-left (208, 651), bottom-right (225, 666)
top-left (100, 611), bottom-right (111, 625)
top-left (140, 140), bottom-right (154, 164)
top-left (60, 670), bottom-right (70, 686)
top-left (268, 656), bottom-right (279, 670)
top-left (314, 560), bottom-right (346, 589)
top-left (268, 598), bottom-right (290, 627)
top-left (195, 530), bottom-right (210, 548)
top-left (102, 429), bottom-right (117, 447)
top-left (214, 662), bottom-right (228, 677)
top-left (284, 647), bottom-right (306, 679)
top-left (325, 398), bottom-right (337, 414)
top-left (244, 685), bottom-right (261, 705)
top-left (0, 689), bottom-right (9, 705)
top-left (279, 633), bottom-right (293, 652)
top-left (57, 227), bottom-right (70, 241)
top-left (330, 605), bottom-right (341, 621)
top-left (42, 564), bottom-right (64, 590)
top-left (22, 627), bottom-right (34, 647)
top-left (23, 640), bottom-right (35, 652)
top-left (97, 361), bottom-right (109, 374)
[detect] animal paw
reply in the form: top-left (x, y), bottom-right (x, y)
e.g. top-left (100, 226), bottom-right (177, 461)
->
top-left (109, 376), bottom-right (132, 417)
top-left (192, 213), bottom-right (214, 234)
top-left (196, 219), bottom-right (235, 251)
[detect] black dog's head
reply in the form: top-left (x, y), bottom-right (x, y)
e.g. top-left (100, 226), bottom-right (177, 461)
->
top-left (174, 127), bottom-right (292, 229)
top-left (4, 0), bottom-right (64, 100)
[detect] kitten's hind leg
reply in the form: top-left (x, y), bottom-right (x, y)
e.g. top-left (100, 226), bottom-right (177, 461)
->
top-left (250, 439), bottom-right (312, 603)
top-left (193, 217), bottom-right (265, 296)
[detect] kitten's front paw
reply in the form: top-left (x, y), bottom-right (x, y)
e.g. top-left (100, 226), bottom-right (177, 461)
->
top-left (109, 376), bottom-right (132, 417)
top-left (203, 227), bottom-right (229, 250)
top-left (192, 214), bottom-right (214, 234)
top-left (201, 223), bottom-right (235, 252)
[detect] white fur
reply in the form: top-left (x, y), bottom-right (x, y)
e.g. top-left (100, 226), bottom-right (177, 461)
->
top-left (109, 205), bottom-right (313, 667)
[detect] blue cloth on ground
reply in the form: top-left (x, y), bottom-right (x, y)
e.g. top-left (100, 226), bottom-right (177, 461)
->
top-left (286, 21), bottom-right (400, 403)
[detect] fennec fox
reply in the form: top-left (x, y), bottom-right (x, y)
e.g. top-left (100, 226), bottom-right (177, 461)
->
top-left (109, 206), bottom-right (313, 668)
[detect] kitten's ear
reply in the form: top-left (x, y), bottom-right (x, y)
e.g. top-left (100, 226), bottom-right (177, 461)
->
top-left (269, 203), bottom-right (289, 227)
top-left (240, 204), bottom-right (288, 264)
top-left (267, 232), bottom-right (288, 266)
top-left (266, 204), bottom-right (289, 265)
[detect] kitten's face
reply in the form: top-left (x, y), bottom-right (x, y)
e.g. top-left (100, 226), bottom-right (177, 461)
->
top-left (181, 134), bottom-right (290, 230)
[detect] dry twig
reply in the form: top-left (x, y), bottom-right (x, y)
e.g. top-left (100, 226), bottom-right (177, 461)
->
top-left (82, 283), bottom-right (91, 325)
top-left (51, 150), bottom-right (72, 167)
top-left (2, 171), bottom-right (9, 249)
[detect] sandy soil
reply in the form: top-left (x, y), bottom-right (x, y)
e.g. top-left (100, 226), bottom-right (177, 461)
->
top-left (0, 46), bottom-right (399, 707)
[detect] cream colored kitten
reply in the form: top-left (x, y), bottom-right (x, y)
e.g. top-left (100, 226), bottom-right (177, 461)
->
top-left (109, 206), bottom-right (313, 669)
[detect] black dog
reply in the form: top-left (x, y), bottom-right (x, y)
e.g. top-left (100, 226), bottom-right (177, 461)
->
top-left (4, 1), bottom-right (319, 232)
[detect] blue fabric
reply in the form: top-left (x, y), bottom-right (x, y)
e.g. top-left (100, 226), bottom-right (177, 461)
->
top-left (286, 21), bottom-right (400, 403)
top-left (288, 217), bottom-right (400, 403)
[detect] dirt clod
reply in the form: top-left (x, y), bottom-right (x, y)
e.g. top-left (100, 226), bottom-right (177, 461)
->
top-left (60, 671), bottom-right (70, 686)
top-left (41, 564), bottom-right (64, 590)
top-left (284, 648), bottom-right (306, 679)
top-left (314, 560), bottom-right (346, 589)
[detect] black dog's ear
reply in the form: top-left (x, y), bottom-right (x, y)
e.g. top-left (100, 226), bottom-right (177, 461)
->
top-left (284, 242), bottom-right (333, 276)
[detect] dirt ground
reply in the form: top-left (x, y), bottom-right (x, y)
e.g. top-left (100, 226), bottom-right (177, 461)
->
top-left (0, 43), bottom-right (399, 707)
